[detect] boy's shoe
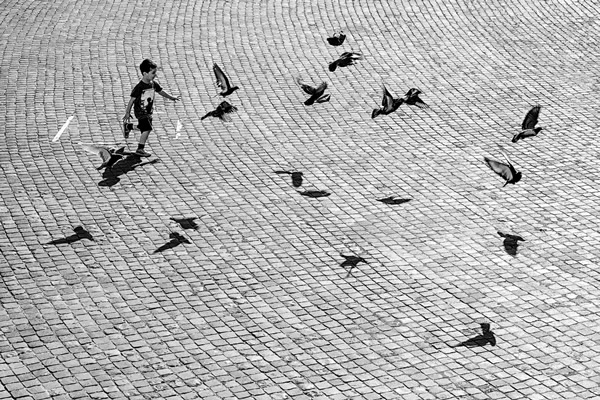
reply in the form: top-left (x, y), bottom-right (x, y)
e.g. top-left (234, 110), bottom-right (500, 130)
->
top-left (134, 149), bottom-right (151, 157)
top-left (123, 122), bottom-right (133, 139)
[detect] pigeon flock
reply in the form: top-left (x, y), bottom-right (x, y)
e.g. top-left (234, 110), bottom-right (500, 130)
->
top-left (75, 31), bottom-right (547, 345)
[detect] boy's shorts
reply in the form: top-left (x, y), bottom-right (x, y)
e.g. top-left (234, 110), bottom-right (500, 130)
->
top-left (137, 116), bottom-right (153, 132)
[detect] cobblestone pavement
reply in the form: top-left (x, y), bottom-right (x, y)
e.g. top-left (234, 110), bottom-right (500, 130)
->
top-left (1, 0), bottom-right (600, 399)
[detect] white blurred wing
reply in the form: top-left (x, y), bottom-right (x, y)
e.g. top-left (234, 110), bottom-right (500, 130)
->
top-left (81, 143), bottom-right (111, 164)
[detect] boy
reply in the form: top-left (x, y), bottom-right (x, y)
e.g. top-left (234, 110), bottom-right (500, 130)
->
top-left (123, 59), bottom-right (180, 157)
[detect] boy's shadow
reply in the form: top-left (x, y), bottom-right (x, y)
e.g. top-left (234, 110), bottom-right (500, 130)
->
top-left (497, 231), bottom-right (525, 256)
top-left (99, 155), bottom-right (159, 187)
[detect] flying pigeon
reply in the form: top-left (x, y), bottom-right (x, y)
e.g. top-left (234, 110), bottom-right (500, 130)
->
top-left (327, 31), bottom-right (346, 46)
top-left (402, 88), bottom-right (429, 108)
top-left (81, 144), bottom-right (127, 170)
top-left (329, 52), bottom-right (362, 72)
top-left (512, 105), bottom-right (542, 143)
top-left (296, 78), bottom-right (330, 105)
top-left (372, 85), bottom-right (404, 118)
top-left (484, 147), bottom-right (522, 186)
top-left (201, 100), bottom-right (238, 122)
top-left (340, 254), bottom-right (367, 277)
top-left (213, 63), bottom-right (239, 97)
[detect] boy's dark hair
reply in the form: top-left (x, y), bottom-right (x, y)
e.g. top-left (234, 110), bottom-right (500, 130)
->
top-left (140, 59), bottom-right (157, 74)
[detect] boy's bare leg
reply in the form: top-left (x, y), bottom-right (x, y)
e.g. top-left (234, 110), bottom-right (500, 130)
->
top-left (139, 131), bottom-right (151, 145)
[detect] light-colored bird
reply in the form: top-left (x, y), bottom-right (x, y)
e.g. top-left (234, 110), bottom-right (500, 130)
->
top-left (81, 143), bottom-right (127, 170)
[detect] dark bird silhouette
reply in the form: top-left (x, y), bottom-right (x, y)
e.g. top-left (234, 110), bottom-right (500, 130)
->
top-left (170, 217), bottom-right (199, 230)
top-left (327, 31), bottom-right (346, 46)
top-left (377, 196), bottom-right (411, 205)
top-left (154, 232), bottom-right (190, 253)
top-left (82, 144), bottom-right (128, 170)
top-left (201, 101), bottom-right (238, 122)
top-left (512, 105), bottom-right (542, 143)
top-left (274, 170), bottom-right (304, 187)
top-left (340, 255), bottom-right (367, 277)
top-left (497, 231), bottom-right (525, 256)
top-left (484, 147), bottom-right (522, 186)
top-left (299, 190), bottom-right (331, 198)
top-left (47, 226), bottom-right (94, 245)
top-left (329, 52), bottom-right (362, 72)
top-left (451, 323), bottom-right (496, 347)
top-left (295, 78), bottom-right (330, 105)
top-left (402, 88), bottom-right (429, 108)
top-left (213, 63), bottom-right (239, 96)
top-left (372, 85), bottom-right (404, 118)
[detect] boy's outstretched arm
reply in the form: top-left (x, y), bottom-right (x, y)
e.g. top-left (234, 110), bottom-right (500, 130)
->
top-left (123, 97), bottom-right (135, 121)
top-left (158, 90), bottom-right (181, 102)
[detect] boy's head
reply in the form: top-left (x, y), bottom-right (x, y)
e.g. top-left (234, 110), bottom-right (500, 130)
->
top-left (140, 59), bottom-right (158, 81)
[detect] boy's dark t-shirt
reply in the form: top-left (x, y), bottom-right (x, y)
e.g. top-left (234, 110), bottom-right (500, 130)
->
top-left (130, 80), bottom-right (163, 119)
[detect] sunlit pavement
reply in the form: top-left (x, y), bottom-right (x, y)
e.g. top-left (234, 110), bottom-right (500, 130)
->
top-left (1, 0), bottom-right (600, 398)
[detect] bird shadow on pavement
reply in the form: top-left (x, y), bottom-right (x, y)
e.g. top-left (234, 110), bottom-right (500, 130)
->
top-left (497, 231), bottom-right (525, 256)
top-left (170, 217), bottom-right (199, 230)
top-left (98, 156), bottom-right (159, 187)
top-left (340, 254), bottom-right (368, 278)
top-left (153, 232), bottom-right (190, 253)
top-left (376, 196), bottom-right (412, 205)
top-left (449, 323), bottom-right (497, 348)
top-left (46, 226), bottom-right (94, 245)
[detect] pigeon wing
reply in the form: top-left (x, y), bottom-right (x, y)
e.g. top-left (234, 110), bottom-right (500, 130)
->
top-left (381, 86), bottom-right (394, 110)
top-left (328, 60), bottom-right (339, 72)
top-left (213, 63), bottom-right (231, 91)
top-left (498, 146), bottom-right (514, 166)
top-left (82, 143), bottom-right (111, 163)
top-left (295, 77), bottom-right (315, 95)
top-left (413, 95), bottom-right (429, 109)
top-left (522, 106), bottom-right (540, 130)
top-left (313, 82), bottom-right (327, 96)
top-left (218, 112), bottom-right (233, 122)
top-left (484, 157), bottom-right (513, 182)
top-left (316, 93), bottom-right (331, 103)
top-left (326, 36), bottom-right (340, 46)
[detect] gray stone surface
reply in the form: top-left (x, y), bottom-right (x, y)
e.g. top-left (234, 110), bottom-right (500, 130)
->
top-left (1, 0), bottom-right (600, 398)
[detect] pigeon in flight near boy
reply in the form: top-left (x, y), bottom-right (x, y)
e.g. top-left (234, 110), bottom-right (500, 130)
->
top-left (213, 63), bottom-right (240, 97)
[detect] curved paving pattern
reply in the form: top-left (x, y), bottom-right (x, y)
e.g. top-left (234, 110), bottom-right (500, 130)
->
top-left (1, 0), bottom-right (600, 398)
